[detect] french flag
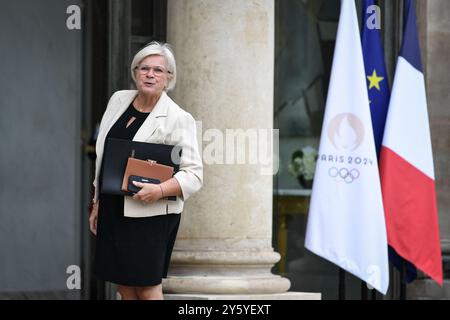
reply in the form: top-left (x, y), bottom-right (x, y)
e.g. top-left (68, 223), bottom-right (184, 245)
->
top-left (380, 0), bottom-right (443, 285)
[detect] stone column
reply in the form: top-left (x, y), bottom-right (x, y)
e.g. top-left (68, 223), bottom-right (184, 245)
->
top-left (419, 1), bottom-right (450, 256)
top-left (408, 0), bottom-right (450, 299)
top-left (164, 0), bottom-right (294, 297)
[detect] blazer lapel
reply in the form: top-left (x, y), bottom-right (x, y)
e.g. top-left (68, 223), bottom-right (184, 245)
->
top-left (107, 91), bottom-right (138, 134)
top-left (133, 91), bottom-right (169, 142)
top-left (96, 90), bottom-right (137, 152)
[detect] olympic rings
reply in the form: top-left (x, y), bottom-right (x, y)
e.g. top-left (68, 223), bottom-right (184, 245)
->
top-left (328, 167), bottom-right (360, 183)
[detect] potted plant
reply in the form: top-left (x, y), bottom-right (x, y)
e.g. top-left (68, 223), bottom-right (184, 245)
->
top-left (287, 146), bottom-right (318, 189)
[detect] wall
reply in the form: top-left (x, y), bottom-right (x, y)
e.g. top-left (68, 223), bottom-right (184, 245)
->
top-left (0, 0), bottom-right (82, 295)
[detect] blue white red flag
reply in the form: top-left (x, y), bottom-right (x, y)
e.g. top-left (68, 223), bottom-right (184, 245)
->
top-left (380, 0), bottom-right (443, 285)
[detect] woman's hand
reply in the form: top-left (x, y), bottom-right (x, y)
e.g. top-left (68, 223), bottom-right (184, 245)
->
top-left (89, 201), bottom-right (99, 235)
top-left (132, 182), bottom-right (164, 204)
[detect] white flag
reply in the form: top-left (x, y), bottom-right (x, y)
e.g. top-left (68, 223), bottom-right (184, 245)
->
top-left (304, 0), bottom-right (389, 294)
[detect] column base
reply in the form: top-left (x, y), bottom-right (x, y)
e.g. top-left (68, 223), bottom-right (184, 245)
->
top-left (164, 292), bottom-right (321, 300)
top-left (164, 249), bottom-right (291, 294)
top-left (163, 274), bottom-right (291, 294)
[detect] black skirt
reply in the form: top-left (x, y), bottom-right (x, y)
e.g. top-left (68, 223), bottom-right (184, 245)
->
top-left (94, 202), bottom-right (181, 286)
top-left (94, 103), bottom-right (181, 287)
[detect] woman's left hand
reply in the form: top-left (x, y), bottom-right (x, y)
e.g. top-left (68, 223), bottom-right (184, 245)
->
top-left (132, 181), bottom-right (163, 204)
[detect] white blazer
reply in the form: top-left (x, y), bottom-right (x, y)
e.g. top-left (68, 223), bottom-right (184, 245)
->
top-left (93, 90), bottom-right (203, 218)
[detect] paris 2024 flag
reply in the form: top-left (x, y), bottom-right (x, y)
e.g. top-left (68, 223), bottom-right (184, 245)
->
top-left (380, 0), bottom-right (443, 285)
top-left (305, 0), bottom-right (389, 294)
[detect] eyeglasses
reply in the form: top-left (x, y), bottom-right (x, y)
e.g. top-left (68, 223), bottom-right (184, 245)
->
top-left (136, 65), bottom-right (171, 77)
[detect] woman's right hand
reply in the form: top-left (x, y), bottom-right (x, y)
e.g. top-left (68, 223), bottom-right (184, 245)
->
top-left (89, 201), bottom-right (99, 235)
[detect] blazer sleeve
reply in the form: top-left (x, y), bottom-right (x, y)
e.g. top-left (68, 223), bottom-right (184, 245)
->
top-left (172, 112), bottom-right (203, 201)
top-left (92, 91), bottom-right (121, 202)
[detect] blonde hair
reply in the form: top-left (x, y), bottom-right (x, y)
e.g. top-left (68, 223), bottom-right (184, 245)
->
top-left (130, 41), bottom-right (177, 91)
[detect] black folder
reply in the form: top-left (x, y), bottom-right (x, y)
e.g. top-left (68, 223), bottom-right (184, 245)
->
top-left (100, 138), bottom-right (182, 199)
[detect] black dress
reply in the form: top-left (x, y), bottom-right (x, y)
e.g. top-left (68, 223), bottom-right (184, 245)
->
top-left (94, 103), bottom-right (181, 287)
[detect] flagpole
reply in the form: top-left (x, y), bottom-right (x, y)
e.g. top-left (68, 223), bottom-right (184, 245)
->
top-left (361, 281), bottom-right (368, 300)
top-left (338, 268), bottom-right (346, 300)
top-left (399, 261), bottom-right (406, 300)
top-left (371, 288), bottom-right (377, 300)
top-left (361, 282), bottom-right (377, 300)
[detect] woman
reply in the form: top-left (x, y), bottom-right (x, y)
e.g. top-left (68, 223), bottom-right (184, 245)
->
top-left (89, 42), bottom-right (203, 300)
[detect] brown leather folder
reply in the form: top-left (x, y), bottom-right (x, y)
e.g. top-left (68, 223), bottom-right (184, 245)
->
top-left (121, 157), bottom-right (174, 192)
